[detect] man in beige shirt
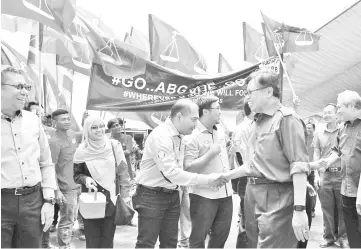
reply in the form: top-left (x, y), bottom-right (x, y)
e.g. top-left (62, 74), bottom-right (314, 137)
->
top-left (1, 66), bottom-right (57, 248)
top-left (224, 70), bottom-right (310, 248)
top-left (134, 99), bottom-right (228, 248)
top-left (184, 95), bottom-right (233, 248)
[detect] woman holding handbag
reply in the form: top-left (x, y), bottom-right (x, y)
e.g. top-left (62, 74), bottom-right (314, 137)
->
top-left (73, 116), bottom-right (131, 248)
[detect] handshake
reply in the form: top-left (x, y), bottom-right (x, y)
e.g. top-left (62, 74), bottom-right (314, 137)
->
top-left (207, 173), bottom-right (231, 190)
top-left (309, 159), bottom-right (330, 172)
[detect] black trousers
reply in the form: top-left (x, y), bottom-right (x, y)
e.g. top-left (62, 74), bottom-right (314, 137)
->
top-left (342, 195), bottom-right (361, 248)
top-left (83, 212), bottom-right (116, 248)
top-left (1, 187), bottom-right (43, 248)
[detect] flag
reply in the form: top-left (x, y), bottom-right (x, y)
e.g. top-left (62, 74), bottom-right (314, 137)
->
top-left (218, 53), bottom-right (233, 73)
top-left (27, 24), bottom-right (44, 104)
top-left (1, 0), bottom-right (76, 33)
top-left (261, 23), bottom-right (277, 58)
top-left (2, 40), bottom-right (41, 103)
top-left (243, 22), bottom-right (266, 63)
top-left (1, 14), bottom-right (39, 34)
top-left (80, 17), bottom-right (147, 79)
top-left (128, 26), bottom-right (150, 58)
top-left (27, 17), bottom-right (93, 75)
top-left (149, 14), bottom-right (207, 75)
top-left (124, 32), bottom-right (130, 43)
top-left (261, 11), bottom-right (320, 53)
top-left (56, 16), bottom-right (93, 75)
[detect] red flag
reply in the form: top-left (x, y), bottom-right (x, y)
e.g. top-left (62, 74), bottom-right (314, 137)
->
top-left (1, 14), bottom-right (39, 35)
top-left (2, 40), bottom-right (41, 103)
top-left (1, 0), bottom-right (76, 33)
top-left (149, 14), bottom-right (207, 75)
top-left (243, 22), bottom-right (265, 63)
top-left (218, 53), bottom-right (233, 73)
top-left (128, 26), bottom-right (150, 58)
top-left (81, 18), bottom-right (147, 79)
top-left (261, 23), bottom-right (277, 58)
top-left (261, 11), bottom-right (320, 53)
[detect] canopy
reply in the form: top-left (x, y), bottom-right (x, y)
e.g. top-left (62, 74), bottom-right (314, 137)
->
top-left (282, 0), bottom-right (361, 117)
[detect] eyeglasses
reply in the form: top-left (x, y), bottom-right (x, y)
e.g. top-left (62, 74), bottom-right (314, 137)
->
top-left (2, 83), bottom-right (32, 91)
top-left (244, 86), bottom-right (269, 96)
top-left (111, 123), bottom-right (122, 128)
top-left (90, 124), bottom-right (106, 130)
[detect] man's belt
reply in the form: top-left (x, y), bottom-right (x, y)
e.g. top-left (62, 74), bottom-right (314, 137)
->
top-left (1, 182), bottom-right (41, 196)
top-left (138, 184), bottom-right (177, 194)
top-left (247, 177), bottom-right (290, 185)
top-left (326, 167), bottom-right (341, 172)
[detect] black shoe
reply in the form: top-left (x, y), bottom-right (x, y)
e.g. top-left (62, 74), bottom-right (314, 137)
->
top-left (319, 241), bottom-right (335, 248)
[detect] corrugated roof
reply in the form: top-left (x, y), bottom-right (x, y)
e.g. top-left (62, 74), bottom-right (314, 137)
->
top-left (282, 0), bottom-right (361, 117)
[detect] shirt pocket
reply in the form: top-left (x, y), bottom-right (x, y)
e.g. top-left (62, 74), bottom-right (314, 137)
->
top-left (256, 131), bottom-right (282, 152)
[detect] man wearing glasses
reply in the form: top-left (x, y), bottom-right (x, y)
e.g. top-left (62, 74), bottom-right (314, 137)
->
top-left (224, 70), bottom-right (310, 248)
top-left (1, 66), bottom-right (57, 248)
top-left (107, 118), bottom-right (135, 181)
top-left (184, 95), bottom-right (233, 248)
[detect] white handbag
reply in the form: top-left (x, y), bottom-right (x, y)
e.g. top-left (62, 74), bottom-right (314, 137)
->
top-left (79, 188), bottom-right (107, 219)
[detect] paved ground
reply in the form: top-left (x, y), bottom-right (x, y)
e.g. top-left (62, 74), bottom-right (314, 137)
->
top-left (50, 194), bottom-right (330, 248)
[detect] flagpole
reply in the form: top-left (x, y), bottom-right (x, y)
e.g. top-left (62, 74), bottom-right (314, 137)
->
top-left (69, 70), bottom-right (74, 113)
top-left (272, 43), bottom-right (296, 98)
top-left (279, 53), bottom-right (284, 103)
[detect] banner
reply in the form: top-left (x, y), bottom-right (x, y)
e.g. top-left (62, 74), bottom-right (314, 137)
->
top-left (86, 59), bottom-right (281, 112)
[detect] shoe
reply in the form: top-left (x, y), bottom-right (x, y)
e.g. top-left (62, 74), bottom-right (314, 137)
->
top-left (79, 230), bottom-right (86, 241)
top-left (49, 225), bottom-right (56, 233)
top-left (319, 241), bottom-right (335, 248)
top-left (127, 220), bottom-right (137, 227)
top-left (339, 240), bottom-right (350, 249)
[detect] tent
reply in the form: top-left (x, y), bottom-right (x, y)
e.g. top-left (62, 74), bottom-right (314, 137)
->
top-left (282, 0), bottom-right (361, 118)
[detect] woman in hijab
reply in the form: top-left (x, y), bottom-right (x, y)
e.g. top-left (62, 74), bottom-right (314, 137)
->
top-left (73, 116), bottom-right (131, 248)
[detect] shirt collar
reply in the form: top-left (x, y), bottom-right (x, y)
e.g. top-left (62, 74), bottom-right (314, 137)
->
top-left (196, 120), bottom-right (218, 133)
top-left (164, 118), bottom-right (181, 137)
top-left (254, 102), bottom-right (282, 121)
top-left (345, 118), bottom-right (361, 126)
top-left (1, 110), bottom-right (23, 122)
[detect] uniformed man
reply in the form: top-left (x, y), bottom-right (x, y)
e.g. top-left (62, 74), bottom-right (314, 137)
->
top-left (320, 90), bottom-right (361, 248)
top-left (310, 104), bottom-right (348, 248)
top-left (184, 95), bottom-right (233, 248)
top-left (133, 99), bottom-right (228, 248)
top-left (224, 70), bottom-right (310, 248)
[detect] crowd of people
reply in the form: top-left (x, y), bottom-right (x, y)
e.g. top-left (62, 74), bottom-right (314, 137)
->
top-left (1, 65), bottom-right (361, 249)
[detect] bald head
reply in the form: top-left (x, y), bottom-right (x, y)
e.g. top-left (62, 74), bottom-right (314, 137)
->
top-left (170, 99), bottom-right (199, 135)
top-left (170, 99), bottom-right (197, 118)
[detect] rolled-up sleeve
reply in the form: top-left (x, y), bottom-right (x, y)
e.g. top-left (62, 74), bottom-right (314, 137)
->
top-left (114, 141), bottom-right (131, 197)
top-left (153, 136), bottom-right (209, 186)
top-left (38, 121), bottom-right (57, 198)
top-left (278, 116), bottom-right (310, 176)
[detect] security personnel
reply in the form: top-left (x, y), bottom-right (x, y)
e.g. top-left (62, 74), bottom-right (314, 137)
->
top-left (133, 99), bottom-right (228, 248)
top-left (224, 70), bottom-right (310, 248)
top-left (311, 104), bottom-right (347, 248)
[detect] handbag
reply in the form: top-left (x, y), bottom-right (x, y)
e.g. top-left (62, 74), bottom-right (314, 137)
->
top-left (111, 141), bottom-right (135, 225)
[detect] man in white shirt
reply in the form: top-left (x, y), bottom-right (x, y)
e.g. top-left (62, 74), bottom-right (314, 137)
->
top-left (1, 66), bottom-right (57, 248)
top-left (184, 96), bottom-right (233, 248)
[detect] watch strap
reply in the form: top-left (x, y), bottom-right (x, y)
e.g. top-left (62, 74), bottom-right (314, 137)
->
top-left (293, 205), bottom-right (306, 211)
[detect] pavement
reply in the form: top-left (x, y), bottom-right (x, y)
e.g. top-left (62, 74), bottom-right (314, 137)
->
top-left (49, 194), bottom-right (332, 248)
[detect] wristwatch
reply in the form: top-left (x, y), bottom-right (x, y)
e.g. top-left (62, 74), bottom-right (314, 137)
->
top-left (293, 205), bottom-right (306, 211)
top-left (44, 198), bottom-right (56, 205)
